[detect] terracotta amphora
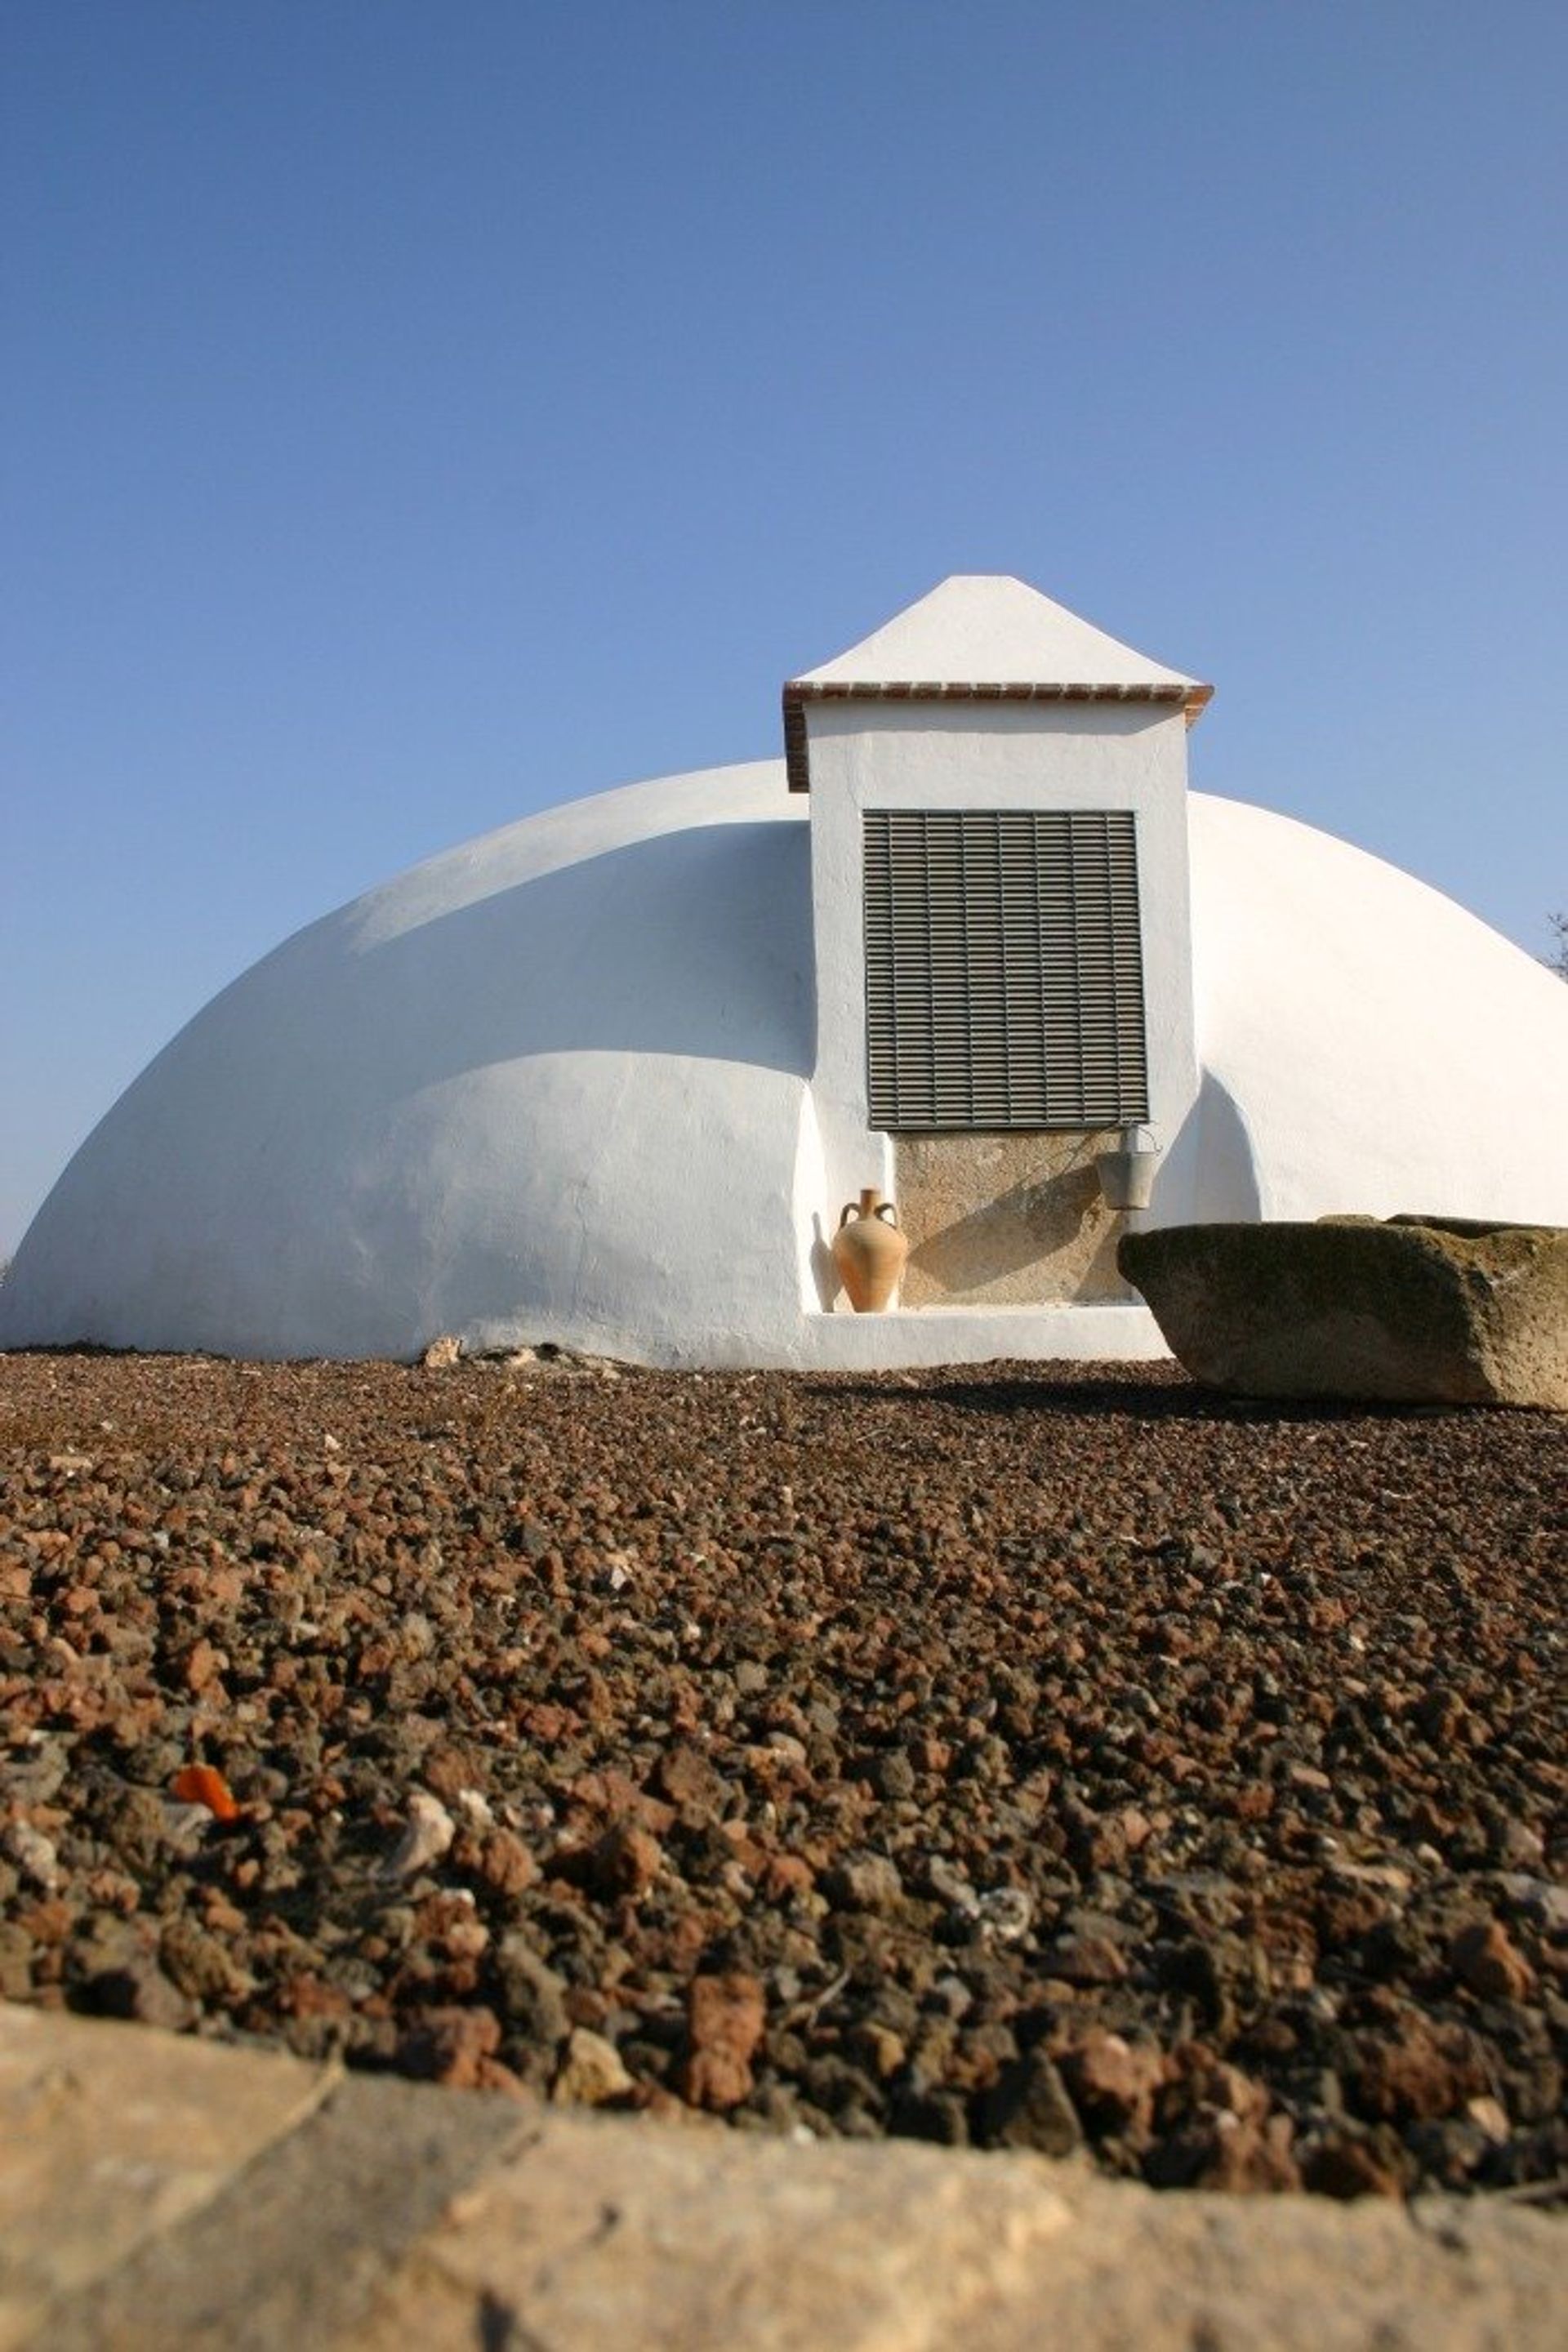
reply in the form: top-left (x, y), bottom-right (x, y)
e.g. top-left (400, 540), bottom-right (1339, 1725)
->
top-left (831, 1187), bottom-right (909, 1313)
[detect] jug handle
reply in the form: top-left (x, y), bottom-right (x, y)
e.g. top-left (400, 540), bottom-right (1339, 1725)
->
top-left (838, 1202), bottom-right (857, 1229)
top-left (875, 1203), bottom-right (899, 1227)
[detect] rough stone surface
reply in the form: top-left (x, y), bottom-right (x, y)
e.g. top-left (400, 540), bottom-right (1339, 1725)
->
top-left (348, 2115), bottom-right (1568, 2352)
top-left (0, 2001), bottom-right (336, 2346)
top-left (1120, 1218), bottom-right (1568, 1406)
top-left (6, 2002), bottom-right (1567, 2352)
top-left (36, 2056), bottom-right (530, 2350)
top-left (894, 1131), bottom-right (1132, 1307)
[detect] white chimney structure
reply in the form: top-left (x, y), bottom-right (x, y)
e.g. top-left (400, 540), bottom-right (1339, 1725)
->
top-left (787, 576), bottom-right (1211, 1346)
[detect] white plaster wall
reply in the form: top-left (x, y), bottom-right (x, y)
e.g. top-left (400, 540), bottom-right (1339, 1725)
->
top-left (6, 760), bottom-right (1567, 1370)
top-left (804, 701), bottom-right (1201, 1249)
top-left (1189, 794), bottom-right (1568, 1226)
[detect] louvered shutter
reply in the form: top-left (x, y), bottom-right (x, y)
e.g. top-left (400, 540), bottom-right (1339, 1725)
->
top-left (863, 810), bottom-right (1150, 1130)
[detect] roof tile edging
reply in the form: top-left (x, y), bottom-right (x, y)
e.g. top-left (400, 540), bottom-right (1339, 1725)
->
top-left (781, 678), bottom-right (1214, 791)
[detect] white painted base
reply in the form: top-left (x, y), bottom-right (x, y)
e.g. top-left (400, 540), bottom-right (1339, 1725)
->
top-left (797, 1303), bottom-right (1169, 1370)
top-left (500, 1303), bottom-right (1169, 1373)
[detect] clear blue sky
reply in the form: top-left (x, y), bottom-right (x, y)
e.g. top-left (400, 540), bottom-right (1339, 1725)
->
top-left (4, 2), bottom-right (1565, 1254)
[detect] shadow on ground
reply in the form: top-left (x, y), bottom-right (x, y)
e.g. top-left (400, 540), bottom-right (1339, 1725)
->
top-left (804, 1369), bottom-right (1471, 1426)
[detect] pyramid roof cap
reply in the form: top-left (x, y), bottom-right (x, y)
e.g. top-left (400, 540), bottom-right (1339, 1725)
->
top-left (783, 575), bottom-right (1210, 789)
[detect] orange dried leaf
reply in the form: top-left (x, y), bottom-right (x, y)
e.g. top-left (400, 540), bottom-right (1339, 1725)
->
top-left (172, 1764), bottom-right (239, 1821)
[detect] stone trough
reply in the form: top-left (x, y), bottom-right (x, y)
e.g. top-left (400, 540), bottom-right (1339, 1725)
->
top-left (1117, 1216), bottom-right (1568, 1409)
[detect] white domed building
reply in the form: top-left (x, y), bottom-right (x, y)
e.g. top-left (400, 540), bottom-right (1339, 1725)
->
top-left (5, 576), bottom-right (1566, 1368)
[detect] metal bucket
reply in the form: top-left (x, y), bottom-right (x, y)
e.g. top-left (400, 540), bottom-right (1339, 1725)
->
top-left (1098, 1128), bottom-right (1161, 1213)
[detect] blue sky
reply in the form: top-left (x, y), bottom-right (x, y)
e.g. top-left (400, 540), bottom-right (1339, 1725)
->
top-left (4, 2), bottom-right (1566, 1254)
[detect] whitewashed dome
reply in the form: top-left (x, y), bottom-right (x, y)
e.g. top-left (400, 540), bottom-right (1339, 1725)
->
top-left (1187, 793), bottom-right (1568, 1230)
top-left (3, 761), bottom-right (1566, 1365)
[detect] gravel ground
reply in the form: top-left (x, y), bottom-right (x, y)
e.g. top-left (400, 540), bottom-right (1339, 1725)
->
top-left (2, 1348), bottom-right (1564, 2202)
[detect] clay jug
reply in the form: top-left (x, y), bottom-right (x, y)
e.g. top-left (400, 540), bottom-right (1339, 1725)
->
top-left (831, 1187), bottom-right (909, 1313)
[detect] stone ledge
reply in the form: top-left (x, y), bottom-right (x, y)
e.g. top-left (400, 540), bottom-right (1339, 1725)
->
top-left (801, 1301), bottom-right (1166, 1369)
top-left (0, 2002), bottom-right (341, 2345)
top-left (1120, 1218), bottom-right (1568, 1407)
top-left (347, 2117), bottom-right (1567, 2352)
top-left (3, 2008), bottom-right (1563, 2351)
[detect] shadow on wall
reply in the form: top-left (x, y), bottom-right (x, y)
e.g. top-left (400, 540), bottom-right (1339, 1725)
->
top-left (327, 821), bottom-right (817, 1090)
top-left (1130, 1069), bottom-right (1263, 1236)
top-left (808, 1213), bottom-right (841, 1312)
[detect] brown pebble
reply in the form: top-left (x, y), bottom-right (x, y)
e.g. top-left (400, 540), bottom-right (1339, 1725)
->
top-left (552, 2026), bottom-right (634, 2106)
top-left (397, 2003), bottom-right (503, 2088)
top-left (1060, 2028), bottom-right (1165, 2139)
top-left (1450, 1918), bottom-right (1535, 2003)
top-left (588, 1821), bottom-right (662, 1899)
top-left (682, 1971), bottom-right (766, 2110)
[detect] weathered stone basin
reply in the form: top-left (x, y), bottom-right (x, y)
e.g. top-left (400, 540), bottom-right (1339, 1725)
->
top-left (1117, 1216), bottom-right (1568, 1408)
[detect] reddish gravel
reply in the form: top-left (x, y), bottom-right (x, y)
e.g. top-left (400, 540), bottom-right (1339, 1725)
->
top-left (2, 1348), bottom-right (1564, 2201)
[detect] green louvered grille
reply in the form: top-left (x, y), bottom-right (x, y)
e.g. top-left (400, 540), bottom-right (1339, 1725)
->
top-left (863, 808), bottom-right (1150, 1130)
